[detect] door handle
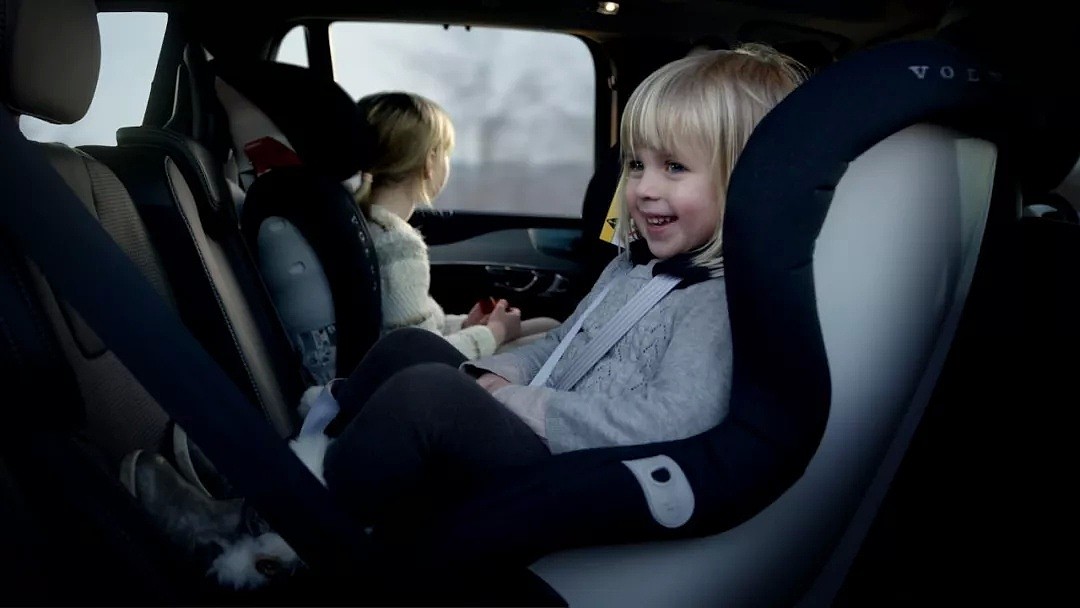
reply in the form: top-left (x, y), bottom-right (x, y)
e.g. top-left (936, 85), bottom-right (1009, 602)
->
top-left (485, 266), bottom-right (542, 293)
top-left (539, 273), bottom-right (569, 297)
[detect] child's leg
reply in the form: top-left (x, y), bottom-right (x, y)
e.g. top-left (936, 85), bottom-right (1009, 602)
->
top-left (326, 328), bottom-right (466, 435)
top-left (521, 316), bottom-right (560, 336)
top-left (323, 363), bottom-right (550, 526)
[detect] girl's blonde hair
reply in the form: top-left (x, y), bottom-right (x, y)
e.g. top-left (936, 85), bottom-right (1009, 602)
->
top-left (353, 91), bottom-right (455, 207)
top-left (614, 43), bottom-right (807, 272)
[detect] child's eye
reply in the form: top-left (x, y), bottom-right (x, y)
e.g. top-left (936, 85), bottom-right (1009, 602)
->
top-left (627, 160), bottom-right (644, 172)
top-left (665, 161), bottom-right (687, 174)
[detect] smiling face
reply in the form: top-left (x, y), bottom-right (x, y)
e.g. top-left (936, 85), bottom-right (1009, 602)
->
top-left (626, 146), bottom-right (722, 260)
top-left (613, 48), bottom-right (806, 270)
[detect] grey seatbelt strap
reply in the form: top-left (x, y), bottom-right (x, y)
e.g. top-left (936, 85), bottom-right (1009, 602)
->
top-left (530, 273), bottom-right (682, 389)
top-left (552, 274), bottom-right (681, 390)
top-left (529, 280), bottom-right (615, 388)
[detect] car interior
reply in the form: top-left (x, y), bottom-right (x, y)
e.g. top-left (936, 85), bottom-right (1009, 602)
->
top-left (1, 0), bottom-right (1072, 605)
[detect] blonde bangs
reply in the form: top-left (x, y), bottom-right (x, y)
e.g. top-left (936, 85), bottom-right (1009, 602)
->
top-left (620, 58), bottom-right (718, 165)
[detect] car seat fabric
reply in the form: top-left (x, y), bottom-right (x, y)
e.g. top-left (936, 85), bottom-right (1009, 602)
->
top-left (1, 0), bottom-right (176, 463)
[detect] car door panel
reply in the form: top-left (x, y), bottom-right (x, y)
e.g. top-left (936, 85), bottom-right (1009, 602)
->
top-left (421, 221), bottom-right (591, 321)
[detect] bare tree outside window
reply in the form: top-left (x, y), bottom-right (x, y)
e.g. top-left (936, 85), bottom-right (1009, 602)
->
top-left (325, 23), bottom-right (595, 218)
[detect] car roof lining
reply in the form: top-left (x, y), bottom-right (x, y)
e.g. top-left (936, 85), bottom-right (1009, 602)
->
top-left (95, 0), bottom-right (953, 54)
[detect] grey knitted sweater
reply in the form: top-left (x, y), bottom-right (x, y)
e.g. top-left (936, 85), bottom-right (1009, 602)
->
top-left (466, 254), bottom-right (732, 454)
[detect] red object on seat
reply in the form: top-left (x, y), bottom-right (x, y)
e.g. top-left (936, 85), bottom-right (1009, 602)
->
top-left (244, 136), bottom-right (302, 175)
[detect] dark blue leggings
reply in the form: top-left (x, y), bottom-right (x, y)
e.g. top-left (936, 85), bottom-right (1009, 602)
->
top-left (322, 328), bottom-right (551, 532)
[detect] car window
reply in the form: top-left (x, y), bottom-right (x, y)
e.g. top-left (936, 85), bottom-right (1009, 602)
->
top-left (276, 25), bottom-right (309, 68)
top-left (330, 22), bottom-right (595, 218)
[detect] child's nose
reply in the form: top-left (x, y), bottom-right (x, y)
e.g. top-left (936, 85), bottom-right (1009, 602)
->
top-left (634, 169), bottom-right (662, 200)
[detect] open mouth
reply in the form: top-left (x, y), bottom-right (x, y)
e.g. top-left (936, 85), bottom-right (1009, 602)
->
top-left (640, 212), bottom-right (678, 231)
top-left (645, 216), bottom-right (676, 226)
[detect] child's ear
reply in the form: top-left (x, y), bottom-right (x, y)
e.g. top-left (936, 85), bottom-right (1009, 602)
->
top-left (422, 149), bottom-right (436, 181)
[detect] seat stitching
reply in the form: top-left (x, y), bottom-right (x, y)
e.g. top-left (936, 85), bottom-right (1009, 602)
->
top-left (161, 156), bottom-right (273, 424)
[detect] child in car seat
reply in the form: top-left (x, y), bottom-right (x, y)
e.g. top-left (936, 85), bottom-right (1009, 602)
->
top-left (351, 91), bottom-right (559, 360)
top-left (123, 43), bottom-right (806, 590)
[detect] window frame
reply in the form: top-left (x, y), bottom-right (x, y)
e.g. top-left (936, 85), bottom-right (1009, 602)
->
top-left (272, 19), bottom-right (613, 220)
top-left (141, 11), bottom-right (181, 128)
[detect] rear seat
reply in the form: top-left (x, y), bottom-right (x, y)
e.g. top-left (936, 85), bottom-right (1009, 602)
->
top-left (4, 0), bottom-right (298, 468)
top-left (1, 2), bottom-right (399, 598)
top-left (0, 0), bottom-right (243, 600)
top-left (205, 55), bottom-right (383, 383)
top-left (76, 49), bottom-right (384, 477)
top-left (96, 42), bottom-right (383, 392)
top-left (84, 120), bottom-right (304, 439)
top-left (18, 143), bottom-right (174, 464)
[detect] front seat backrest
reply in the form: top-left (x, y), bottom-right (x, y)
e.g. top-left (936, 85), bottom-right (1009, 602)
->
top-left (2, 0), bottom-right (173, 463)
top-left (210, 59), bottom-right (381, 384)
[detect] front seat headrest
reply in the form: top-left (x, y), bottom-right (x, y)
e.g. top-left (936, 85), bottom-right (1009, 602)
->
top-left (209, 59), bottom-right (376, 183)
top-left (1, 0), bottom-right (100, 124)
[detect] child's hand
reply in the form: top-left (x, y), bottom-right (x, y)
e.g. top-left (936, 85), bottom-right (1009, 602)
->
top-left (486, 300), bottom-right (522, 345)
top-left (462, 300), bottom-right (490, 328)
top-left (476, 373), bottom-right (511, 393)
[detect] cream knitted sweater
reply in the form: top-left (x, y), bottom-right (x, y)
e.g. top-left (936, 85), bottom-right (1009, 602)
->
top-left (366, 205), bottom-right (498, 359)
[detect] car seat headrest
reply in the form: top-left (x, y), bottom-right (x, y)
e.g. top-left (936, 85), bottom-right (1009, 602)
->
top-left (727, 38), bottom-right (1007, 271)
top-left (1, 0), bottom-right (100, 124)
top-left (209, 59), bottom-right (376, 185)
top-left (723, 38), bottom-right (1009, 459)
